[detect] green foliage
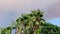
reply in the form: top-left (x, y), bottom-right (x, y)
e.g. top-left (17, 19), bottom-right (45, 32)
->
top-left (1, 27), bottom-right (12, 34)
top-left (40, 23), bottom-right (60, 34)
top-left (0, 9), bottom-right (60, 34)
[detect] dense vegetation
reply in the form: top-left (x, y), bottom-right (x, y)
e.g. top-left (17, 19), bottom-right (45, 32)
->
top-left (0, 9), bottom-right (60, 34)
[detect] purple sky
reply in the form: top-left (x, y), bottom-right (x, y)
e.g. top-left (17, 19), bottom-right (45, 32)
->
top-left (0, 0), bottom-right (60, 27)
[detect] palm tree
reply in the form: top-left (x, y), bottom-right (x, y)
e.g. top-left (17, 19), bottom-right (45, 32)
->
top-left (14, 9), bottom-right (45, 34)
top-left (12, 18), bottom-right (21, 34)
top-left (0, 9), bottom-right (46, 34)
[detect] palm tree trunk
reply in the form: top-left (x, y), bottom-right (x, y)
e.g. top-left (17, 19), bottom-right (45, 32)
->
top-left (15, 27), bottom-right (20, 34)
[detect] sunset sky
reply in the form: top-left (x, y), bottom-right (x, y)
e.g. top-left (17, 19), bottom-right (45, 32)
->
top-left (0, 0), bottom-right (60, 27)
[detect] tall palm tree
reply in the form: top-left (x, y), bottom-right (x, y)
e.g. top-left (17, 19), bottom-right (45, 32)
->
top-left (14, 9), bottom-right (45, 34)
top-left (1, 9), bottom-right (44, 34)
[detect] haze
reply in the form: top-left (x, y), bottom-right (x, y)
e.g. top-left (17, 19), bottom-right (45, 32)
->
top-left (0, 0), bottom-right (60, 27)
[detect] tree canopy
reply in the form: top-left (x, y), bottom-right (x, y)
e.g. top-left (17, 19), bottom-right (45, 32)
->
top-left (0, 9), bottom-right (60, 34)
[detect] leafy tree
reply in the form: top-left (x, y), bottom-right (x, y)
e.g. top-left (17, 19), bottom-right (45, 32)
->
top-left (0, 9), bottom-right (60, 34)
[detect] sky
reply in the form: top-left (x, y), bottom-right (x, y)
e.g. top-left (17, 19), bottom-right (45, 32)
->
top-left (47, 18), bottom-right (60, 26)
top-left (0, 0), bottom-right (60, 28)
